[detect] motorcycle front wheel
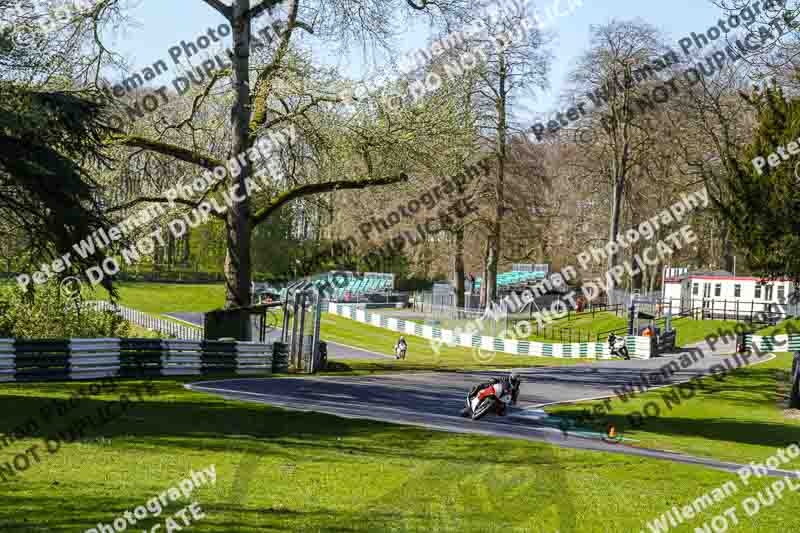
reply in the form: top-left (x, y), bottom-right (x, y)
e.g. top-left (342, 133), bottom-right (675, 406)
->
top-left (471, 398), bottom-right (496, 420)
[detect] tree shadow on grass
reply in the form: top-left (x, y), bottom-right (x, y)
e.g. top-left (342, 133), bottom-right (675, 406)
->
top-left (0, 382), bottom-right (580, 532)
top-left (0, 488), bottom-right (568, 533)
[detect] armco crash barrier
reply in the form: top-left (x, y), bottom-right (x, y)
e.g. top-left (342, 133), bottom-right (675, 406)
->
top-left (0, 338), bottom-right (282, 382)
top-left (328, 304), bottom-right (655, 359)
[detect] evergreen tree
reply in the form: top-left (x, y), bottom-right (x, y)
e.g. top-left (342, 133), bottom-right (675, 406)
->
top-left (0, 84), bottom-right (116, 292)
top-left (714, 82), bottom-right (800, 285)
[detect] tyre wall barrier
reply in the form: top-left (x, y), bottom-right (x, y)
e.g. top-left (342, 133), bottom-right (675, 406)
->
top-left (0, 338), bottom-right (275, 382)
top-left (327, 303), bottom-right (653, 359)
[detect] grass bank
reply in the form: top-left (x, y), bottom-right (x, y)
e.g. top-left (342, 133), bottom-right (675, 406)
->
top-left (758, 317), bottom-right (800, 336)
top-left (546, 352), bottom-right (800, 464)
top-left (85, 282), bottom-right (225, 315)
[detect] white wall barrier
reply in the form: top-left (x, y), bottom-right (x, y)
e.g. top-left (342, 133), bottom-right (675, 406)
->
top-left (745, 334), bottom-right (800, 352)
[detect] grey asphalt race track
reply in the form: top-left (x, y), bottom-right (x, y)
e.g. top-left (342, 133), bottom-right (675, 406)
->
top-left (186, 349), bottom-right (798, 477)
top-left (164, 312), bottom-right (204, 326)
top-left (164, 312), bottom-right (392, 360)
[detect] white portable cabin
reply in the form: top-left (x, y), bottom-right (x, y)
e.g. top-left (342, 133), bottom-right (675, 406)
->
top-left (662, 268), bottom-right (797, 320)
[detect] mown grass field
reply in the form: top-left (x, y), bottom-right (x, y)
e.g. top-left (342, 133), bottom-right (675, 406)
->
top-left (546, 352), bottom-right (800, 464)
top-left (2, 376), bottom-right (800, 533)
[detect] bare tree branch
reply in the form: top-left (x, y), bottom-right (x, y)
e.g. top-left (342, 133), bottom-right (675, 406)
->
top-left (199, 0), bottom-right (232, 20)
top-left (106, 195), bottom-right (223, 217)
top-left (251, 172), bottom-right (410, 226)
top-left (109, 135), bottom-right (225, 171)
top-left (247, 0), bottom-right (285, 20)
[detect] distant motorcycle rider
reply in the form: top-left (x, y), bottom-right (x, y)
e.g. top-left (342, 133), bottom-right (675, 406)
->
top-left (461, 372), bottom-right (521, 417)
top-left (394, 336), bottom-right (408, 359)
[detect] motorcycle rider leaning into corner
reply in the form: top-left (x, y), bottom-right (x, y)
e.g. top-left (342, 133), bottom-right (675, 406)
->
top-left (461, 372), bottom-right (521, 417)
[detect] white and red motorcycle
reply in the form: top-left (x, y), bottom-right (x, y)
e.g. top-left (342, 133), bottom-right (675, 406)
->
top-left (607, 333), bottom-right (630, 360)
top-left (460, 374), bottom-right (521, 420)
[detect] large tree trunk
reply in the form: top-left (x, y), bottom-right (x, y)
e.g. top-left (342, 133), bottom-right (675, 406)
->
top-left (182, 229), bottom-right (191, 264)
top-left (167, 230), bottom-right (175, 266)
top-left (486, 50), bottom-right (508, 306)
top-left (720, 222), bottom-right (734, 272)
top-left (454, 228), bottom-right (465, 308)
top-left (631, 244), bottom-right (643, 291)
top-left (486, 225), bottom-right (499, 304)
top-left (648, 260), bottom-right (659, 293)
top-left (480, 238), bottom-right (489, 308)
top-left (607, 176), bottom-right (624, 302)
top-left (225, 0), bottom-right (254, 308)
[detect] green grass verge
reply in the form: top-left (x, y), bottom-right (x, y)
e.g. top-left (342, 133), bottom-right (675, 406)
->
top-left (546, 352), bottom-right (800, 464)
top-left (1, 377), bottom-right (799, 532)
top-left (670, 318), bottom-right (746, 347)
